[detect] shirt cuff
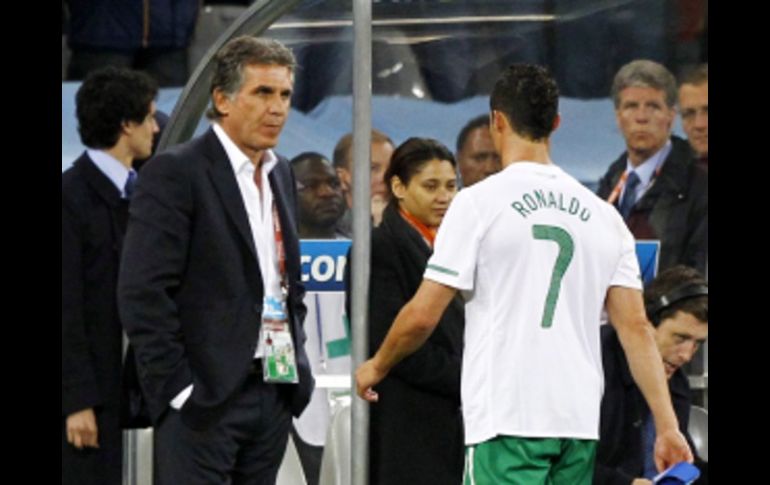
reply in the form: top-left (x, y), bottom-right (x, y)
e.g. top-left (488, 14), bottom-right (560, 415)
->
top-left (170, 384), bottom-right (193, 410)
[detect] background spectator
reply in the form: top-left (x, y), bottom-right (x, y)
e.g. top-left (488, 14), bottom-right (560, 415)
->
top-left (332, 129), bottom-right (395, 230)
top-left (455, 114), bottom-right (501, 188)
top-left (678, 63), bottom-right (708, 171)
top-left (596, 265), bottom-right (708, 484)
top-left (62, 66), bottom-right (158, 485)
top-left (64, 0), bottom-right (199, 87)
top-left (597, 59), bottom-right (708, 273)
top-left (368, 137), bottom-right (464, 485)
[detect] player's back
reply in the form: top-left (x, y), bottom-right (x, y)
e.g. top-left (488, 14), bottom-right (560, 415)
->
top-left (427, 161), bottom-right (639, 444)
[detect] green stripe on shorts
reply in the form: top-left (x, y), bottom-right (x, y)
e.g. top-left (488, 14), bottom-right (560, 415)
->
top-left (464, 435), bottom-right (597, 485)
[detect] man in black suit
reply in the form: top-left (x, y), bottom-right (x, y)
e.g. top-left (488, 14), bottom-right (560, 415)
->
top-left (118, 36), bottom-right (314, 484)
top-left (62, 66), bottom-right (159, 485)
top-left (596, 60), bottom-right (707, 274)
top-left (595, 265), bottom-right (708, 484)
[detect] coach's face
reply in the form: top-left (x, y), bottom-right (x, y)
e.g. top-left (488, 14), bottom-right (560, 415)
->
top-left (215, 63), bottom-right (293, 160)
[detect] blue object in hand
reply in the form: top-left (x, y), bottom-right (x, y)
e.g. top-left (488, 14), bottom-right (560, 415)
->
top-left (653, 461), bottom-right (701, 484)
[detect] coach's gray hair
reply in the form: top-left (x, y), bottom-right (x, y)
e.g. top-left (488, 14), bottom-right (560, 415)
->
top-left (611, 59), bottom-right (677, 109)
top-left (206, 36), bottom-right (297, 119)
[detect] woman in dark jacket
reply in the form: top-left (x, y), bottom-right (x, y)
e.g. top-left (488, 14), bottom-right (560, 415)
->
top-left (368, 137), bottom-right (465, 485)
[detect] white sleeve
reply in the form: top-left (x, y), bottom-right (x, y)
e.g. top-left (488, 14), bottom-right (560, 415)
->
top-left (424, 191), bottom-right (482, 291)
top-left (609, 212), bottom-right (643, 290)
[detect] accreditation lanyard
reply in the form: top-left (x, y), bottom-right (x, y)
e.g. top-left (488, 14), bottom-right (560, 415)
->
top-left (271, 202), bottom-right (288, 294)
top-left (258, 202), bottom-right (299, 383)
top-left (605, 164), bottom-right (663, 206)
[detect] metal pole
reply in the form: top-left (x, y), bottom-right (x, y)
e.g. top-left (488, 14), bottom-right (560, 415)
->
top-left (351, 0), bottom-right (372, 484)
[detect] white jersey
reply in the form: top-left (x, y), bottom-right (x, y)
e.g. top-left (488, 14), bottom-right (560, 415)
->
top-left (424, 162), bottom-right (641, 445)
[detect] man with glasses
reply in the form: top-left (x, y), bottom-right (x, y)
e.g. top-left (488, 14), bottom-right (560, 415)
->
top-left (677, 64), bottom-right (708, 172)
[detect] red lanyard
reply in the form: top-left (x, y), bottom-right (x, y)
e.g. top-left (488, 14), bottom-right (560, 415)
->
top-left (255, 161), bottom-right (288, 292)
top-left (399, 206), bottom-right (437, 248)
top-left (606, 165), bottom-right (663, 206)
top-left (272, 200), bottom-right (288, 292)
top-left (606, 171), bottom-right (629, 205)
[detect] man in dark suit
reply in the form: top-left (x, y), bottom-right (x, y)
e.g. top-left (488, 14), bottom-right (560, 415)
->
top-left (62, 66), bottom-right (159, 485)
top-left (597, 60), bottom-right (707, 274)
top-left (595, 265), bottom-right (708, 484)
top-left (118, 36), bottom-right (314, 484)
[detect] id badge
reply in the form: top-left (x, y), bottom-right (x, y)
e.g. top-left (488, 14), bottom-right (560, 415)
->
top-left (259, 295), bottom-right (298, 383)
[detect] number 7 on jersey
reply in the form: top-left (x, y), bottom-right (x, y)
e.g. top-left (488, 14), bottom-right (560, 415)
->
top-left (532, 225), bottom-right (574, 328)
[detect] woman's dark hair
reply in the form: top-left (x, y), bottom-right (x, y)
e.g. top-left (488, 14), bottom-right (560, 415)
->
top-left (383, 137), bottom-right (456, 195)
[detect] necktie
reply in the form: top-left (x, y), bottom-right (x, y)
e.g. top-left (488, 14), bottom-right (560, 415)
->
top-left (641, 412), bottom-right (657, 479)
top-left (618, 171), bottom-right (640, 219)
top-left (124, 170), bottom-right (137, 199)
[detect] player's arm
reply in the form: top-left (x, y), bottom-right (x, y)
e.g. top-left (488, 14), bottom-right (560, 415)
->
top-left (606, 286), bottom-right (694, 472)
top-left (355, 279), bottom-right (457, 401)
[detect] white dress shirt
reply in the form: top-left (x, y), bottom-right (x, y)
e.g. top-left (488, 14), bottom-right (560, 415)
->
top-left (171, 125), bottom-right (284, 410)
top-left (620, 140), bottom-right (672, 203)
top-left (87, 149), bottom-right (134, 198)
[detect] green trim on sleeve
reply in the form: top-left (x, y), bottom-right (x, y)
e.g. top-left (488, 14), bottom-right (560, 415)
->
top-left (427, 264), bottom-right (459, 277)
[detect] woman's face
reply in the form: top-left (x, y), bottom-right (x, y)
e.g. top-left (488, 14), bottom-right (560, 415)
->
top-left (392, 158), bottom-right (457, 227)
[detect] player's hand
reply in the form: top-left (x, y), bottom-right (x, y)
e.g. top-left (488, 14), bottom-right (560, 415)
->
top-left (654, 427), bottom-right (693, 472)
top-left (631, 479), bottom-right (653, 485)
top-left (355, 359), bottom-right (385, 402)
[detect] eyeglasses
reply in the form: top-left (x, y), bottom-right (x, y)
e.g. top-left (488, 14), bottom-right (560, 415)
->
top-left (296, 177), bottom-right (342, 192)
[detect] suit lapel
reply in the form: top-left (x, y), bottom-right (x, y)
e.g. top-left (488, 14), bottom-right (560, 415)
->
top-left (384, 203), bottom-right (465, 322)
top-left (79, 153), bottom-right (122, 207)
top-left (624, 137), bottom-right (692, 212)
top-left (384, 203), bottom-right (430, 266)
top-left (78, 154), bottom-right (130, 253)
top-left (203, 130), bottom-right (260, 263)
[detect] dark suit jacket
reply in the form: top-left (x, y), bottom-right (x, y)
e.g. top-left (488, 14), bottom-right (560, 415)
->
top-left (62, 153), bottom-right (128, 484)
top-left (595, 325), bottom-right (707, 484)
top-left (597, 136), bottom-right (708, 274)
top-left (368, 202), bottom-right (465, 485)
top-left (118, 128), bottom-right (314, 431)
